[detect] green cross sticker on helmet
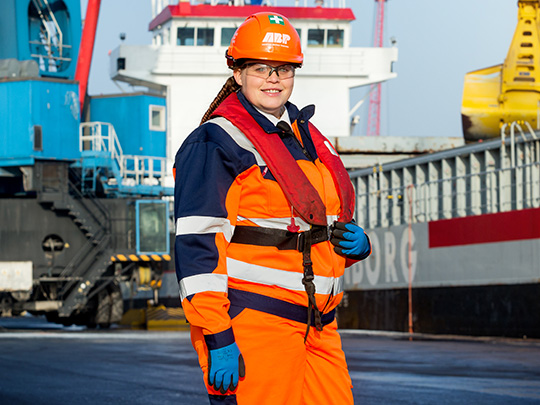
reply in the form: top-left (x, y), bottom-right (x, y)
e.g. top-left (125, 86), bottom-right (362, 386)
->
top-left (226, 12), bottom-right (303, 67)
top-left (268, 15), bottom-right (285, 25)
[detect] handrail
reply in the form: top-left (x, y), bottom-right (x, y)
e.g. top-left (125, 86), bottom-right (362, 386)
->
top-left (352, 121), bottom-right (540, 228)
top-left (79, 121), bottom-right (167, 190)
top-left (30, 0), bottom-right (67, 63)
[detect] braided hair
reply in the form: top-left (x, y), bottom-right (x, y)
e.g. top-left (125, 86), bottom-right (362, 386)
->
top-left (200, 76), bottom-right (241, 125)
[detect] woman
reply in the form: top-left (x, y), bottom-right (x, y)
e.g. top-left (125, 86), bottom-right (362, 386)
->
top-left (174, 12), bottom-right (371, 405)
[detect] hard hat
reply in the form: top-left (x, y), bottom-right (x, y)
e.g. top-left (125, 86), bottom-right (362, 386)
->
top-left (226, 12), bottom-right (303, 68)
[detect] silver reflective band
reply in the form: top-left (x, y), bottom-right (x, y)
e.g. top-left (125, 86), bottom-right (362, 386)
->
top-left (208, 117), bottom-right (266, 166)
top-left (236, 215), bottom-right (339, 232)
top-left (176, 216), bottom-right (234, 243)
top-left (227, 257), bottom-right (343, 295)
top-left (179, 273), bottom-right (228, 301)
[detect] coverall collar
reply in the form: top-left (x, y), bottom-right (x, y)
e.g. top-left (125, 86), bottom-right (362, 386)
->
top-left (236, 91), bottom-right (315, 133)
top-left (255, 106), bottom-right (292, 128)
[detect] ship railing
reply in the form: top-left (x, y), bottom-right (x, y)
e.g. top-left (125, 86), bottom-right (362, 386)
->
top-left (79, 122), bottom-right (166, 188)
top-left (350, 123), bottom-right (540, 229)
top-left (29, 0), bottom-right (71, 70)
top-left (80, 122), bottom-right (124, 163)
top-left (120, 155), bottom-right (168, 187)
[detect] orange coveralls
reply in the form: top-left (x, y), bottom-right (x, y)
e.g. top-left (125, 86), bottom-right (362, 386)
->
top-left (174, 92), bottom-right (369, 404)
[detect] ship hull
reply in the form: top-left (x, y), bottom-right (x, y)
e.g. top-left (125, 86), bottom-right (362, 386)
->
top-left (339, 208), bottom-right (540, 338)
top-left (338, 283), bottom-right (540, 338)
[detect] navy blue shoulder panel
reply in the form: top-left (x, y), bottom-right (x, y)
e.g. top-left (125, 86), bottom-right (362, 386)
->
top-left (174, 122), bottom-right (259, 219)
top-left (174, 122), bottom-right (260, 284)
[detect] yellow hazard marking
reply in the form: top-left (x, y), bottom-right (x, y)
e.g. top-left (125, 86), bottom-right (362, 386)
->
top-left (120, 306), bottom-right (189, 331)
top-left (111, 253), bottom-right (170, 262)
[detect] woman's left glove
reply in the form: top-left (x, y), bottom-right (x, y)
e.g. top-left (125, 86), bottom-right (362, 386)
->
top-left (208, 342), bottom-right (246, 394)
top-left (330, 221), bottom-right (371, 259)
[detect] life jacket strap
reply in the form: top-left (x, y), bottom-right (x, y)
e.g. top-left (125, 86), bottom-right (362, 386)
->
top-left (230, 225), bottom-right (327, 342)
top-left (230, 225), bottom-right (329, 251)
top-left (301, 230), bottom-right (323, 342)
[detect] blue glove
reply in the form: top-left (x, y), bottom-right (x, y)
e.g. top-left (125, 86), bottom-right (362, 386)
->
top-left (208, 342), bottom-right (245, 394)
top-left (330, 221), bottom-right (370, 258)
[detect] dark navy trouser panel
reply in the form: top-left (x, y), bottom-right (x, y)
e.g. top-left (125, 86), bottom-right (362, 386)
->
top-left (209, 394), bottom-right (238, 404)
top-left (228, 288), bottom-right (335, 326)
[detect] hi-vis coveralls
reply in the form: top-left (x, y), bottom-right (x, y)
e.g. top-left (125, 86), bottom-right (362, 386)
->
top-left (174, 91), bottom-right (370, 405)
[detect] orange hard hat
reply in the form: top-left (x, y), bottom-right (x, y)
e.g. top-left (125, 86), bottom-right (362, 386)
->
top-left (226, 12), bottom-right (303, 68)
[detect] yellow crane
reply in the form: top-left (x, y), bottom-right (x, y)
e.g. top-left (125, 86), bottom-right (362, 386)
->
top-left (462, 0), bottom-right (540, 141)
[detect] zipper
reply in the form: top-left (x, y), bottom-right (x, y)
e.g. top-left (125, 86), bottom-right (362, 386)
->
top-left (292, 135), bottom-right (313, 161)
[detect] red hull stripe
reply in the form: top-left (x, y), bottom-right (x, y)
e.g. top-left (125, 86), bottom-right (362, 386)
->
top-left (150, 5), bottom-right (355, 30)
top-left (428, 207), bottom-right (540, 248)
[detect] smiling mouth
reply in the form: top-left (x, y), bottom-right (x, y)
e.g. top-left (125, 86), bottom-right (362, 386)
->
top-left (263, 89), bottom-right (281, 94)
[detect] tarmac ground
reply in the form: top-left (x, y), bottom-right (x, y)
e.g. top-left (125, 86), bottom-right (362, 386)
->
top-left (0, 316), bottom-right (539, 404)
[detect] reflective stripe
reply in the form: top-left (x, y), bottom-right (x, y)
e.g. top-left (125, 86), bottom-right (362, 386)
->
top-left (327, 214), bottom-right (339, 225)
top-left (176, 216), bottom-right (234, 243)
top-left (227, 258), bottom-right (343, 295)
top-left (209, 117), bottom-right (266, 166)
top-left (237, 215), bottom-right (339, 231)
top-left (179, 273), bottom-right (228, 301)
top-left (333, 275), bottom-right (344, 295)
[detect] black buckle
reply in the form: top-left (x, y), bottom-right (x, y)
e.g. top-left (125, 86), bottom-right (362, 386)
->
top-left (296, 232), bottom-right (305, 252)
top-left (311, 225), bottom-right (328, 243)
top-left (296, 225), bottom-right (330, 252)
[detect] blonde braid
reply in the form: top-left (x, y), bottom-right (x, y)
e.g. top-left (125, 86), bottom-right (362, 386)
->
top-left (200, 76), bottom-right (241, 125)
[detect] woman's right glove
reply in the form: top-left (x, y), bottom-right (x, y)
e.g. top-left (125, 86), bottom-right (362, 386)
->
top-left (330, 221), bottom-right (371, 260)
top-left (208, 342), bottom-right (246, 394)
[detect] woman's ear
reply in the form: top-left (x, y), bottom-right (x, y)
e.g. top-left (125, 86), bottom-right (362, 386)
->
top-left (233, 69), bottom-right (243, 87)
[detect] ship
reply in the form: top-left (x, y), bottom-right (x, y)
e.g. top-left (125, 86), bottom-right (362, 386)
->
top-left (5, 0), bottom-right (537, 338)
top-left (336, 0), bottom-right (540, 339)
top-left (109, 0), bottom-right (400, 180)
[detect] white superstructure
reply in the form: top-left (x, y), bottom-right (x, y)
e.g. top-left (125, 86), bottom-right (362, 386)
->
top-left (109, 0), bottom-right (398, 180)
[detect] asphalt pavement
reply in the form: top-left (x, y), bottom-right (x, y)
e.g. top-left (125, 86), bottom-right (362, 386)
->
top-left (0, 316), bottom-right (539, 404)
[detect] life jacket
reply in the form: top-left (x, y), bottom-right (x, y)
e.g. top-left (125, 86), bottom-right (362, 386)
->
top-left (211, 92), bottom-right (355, 226)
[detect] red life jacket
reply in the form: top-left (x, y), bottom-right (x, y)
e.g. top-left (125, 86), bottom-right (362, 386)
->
top-left (211, 93), bottom-right (355, 226)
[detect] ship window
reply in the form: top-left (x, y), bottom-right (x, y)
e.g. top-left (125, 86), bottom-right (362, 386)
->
top-left (137, 201), bottom-right (169, 254)
top-left (327, 29), bottom-right (343, 47)
top-left (149, 105), bottom-right (166, 131)
top-left (177, 27), bottom-right (195, 46)
top-left (307, 29), bottom-right (325, 47)
top-left (221, 28), bottom-right (236, 46)
top-left (197, 28), bottom-right (214, 46)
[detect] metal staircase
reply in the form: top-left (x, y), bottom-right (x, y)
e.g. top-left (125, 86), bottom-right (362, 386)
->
top-left (79, 122), bottom-right (170, 196)
top-left (36, 166), bottom-right (113, 318)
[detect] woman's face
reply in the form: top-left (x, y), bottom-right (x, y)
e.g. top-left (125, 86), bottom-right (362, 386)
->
top-left (233, 60), bottom-right (295, 118)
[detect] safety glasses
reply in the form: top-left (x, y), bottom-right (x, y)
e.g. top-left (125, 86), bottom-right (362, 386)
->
top-left (244, 63), bottom-right (296, 79)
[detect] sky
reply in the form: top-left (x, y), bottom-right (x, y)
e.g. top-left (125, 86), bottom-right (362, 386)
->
top-left (83, 0), bottom-right (518, 139)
